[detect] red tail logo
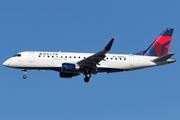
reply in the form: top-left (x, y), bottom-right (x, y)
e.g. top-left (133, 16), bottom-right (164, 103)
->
top-left (153, 36), bottom-right (172, 57)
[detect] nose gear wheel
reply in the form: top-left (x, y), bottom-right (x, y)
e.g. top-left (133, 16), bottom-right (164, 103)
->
top-left (23, 75), bottom-right (27, 79)
top-left (22, 69), bottom-right (27, 79)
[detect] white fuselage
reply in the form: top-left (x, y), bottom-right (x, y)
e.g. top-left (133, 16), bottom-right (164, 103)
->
top-left (3, 29), bottom-right (176, 82)
top-left (3, 51), bottom-right (169, 73)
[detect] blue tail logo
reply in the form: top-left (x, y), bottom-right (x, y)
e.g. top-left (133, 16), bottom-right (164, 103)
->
top-left (135, 28), bottom-right (174, 57)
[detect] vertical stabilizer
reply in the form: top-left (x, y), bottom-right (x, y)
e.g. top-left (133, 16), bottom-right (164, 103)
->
top-left (136, 28), bottom-right (174, 57)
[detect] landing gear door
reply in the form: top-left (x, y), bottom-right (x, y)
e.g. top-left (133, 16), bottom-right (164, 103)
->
top-left (129, 55), bottom-right (134, 66)
top-left (29, 52), bottom-right (34, 63)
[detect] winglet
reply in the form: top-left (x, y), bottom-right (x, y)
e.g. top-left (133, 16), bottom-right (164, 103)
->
top-left (103, 38), bottom-right (115, 51)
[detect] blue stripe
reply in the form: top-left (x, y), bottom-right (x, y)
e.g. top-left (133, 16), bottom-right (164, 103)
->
top-left (143, 44), bottom-right (157, 56)
top-left (159, 28), bottom-right (174, 36)
top-left (97, 67), bottom-right (127, 73)
top-left (135, 43), bottom-right (158, 56)
top-left (14, 67), bottom-right (127, 73)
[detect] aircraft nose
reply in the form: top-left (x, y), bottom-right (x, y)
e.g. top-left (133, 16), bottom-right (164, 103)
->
top-left (3, 60), bottom-right (9, 67)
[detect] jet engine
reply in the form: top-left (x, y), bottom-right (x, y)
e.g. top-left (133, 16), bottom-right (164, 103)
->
top-left (61, 63), bottom-right (80, 71)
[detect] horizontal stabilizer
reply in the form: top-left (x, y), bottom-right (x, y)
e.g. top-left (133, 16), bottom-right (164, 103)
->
top-left (152, 53), bottom-right (175, 62)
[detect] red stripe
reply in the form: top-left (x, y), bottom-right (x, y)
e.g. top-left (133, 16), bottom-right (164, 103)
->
top-left (163, 44), bottom-right (170, 55)
top-left (153, 42), bottom-right (162, 57)
top-left (154, 36), bottom-right (171, 44)
top-left (152, 36), bottom-right (172, 57)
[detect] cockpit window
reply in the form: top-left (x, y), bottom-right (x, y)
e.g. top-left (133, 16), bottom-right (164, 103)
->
top-left (13, 54), bottom-right (21, 57)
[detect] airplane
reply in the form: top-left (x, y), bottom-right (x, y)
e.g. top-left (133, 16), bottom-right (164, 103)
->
top-left (3, 28), bottom-right (176, 82)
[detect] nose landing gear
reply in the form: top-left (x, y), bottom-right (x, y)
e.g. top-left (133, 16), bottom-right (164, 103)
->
top-left (23, 75), bottom-right (27, 79)
top-left (22, 69), bottom-right (27, 79)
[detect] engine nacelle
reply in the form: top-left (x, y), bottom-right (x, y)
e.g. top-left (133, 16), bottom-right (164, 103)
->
top-left (60, 72), bottom-right (79, 78)
top-left (61, 63), bottom-right (80, 72)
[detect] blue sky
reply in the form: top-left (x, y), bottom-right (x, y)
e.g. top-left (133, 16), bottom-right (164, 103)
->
top-left (0, 0), bottom-right (179, 120)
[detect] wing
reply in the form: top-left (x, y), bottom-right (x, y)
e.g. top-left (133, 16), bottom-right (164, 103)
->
top-left (77, 38), bottom-right (115, 71)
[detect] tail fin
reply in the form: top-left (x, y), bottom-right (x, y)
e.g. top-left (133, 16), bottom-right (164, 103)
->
top-left (136, 28), bottom-right (174, 57)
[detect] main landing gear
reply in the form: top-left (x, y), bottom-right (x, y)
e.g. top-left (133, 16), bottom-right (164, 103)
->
top-left (84, 72), bottom-right (91, 83)
top-left (22, 69), bottom-right (27, 79)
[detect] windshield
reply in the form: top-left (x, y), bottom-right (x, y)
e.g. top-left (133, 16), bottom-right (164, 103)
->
top-left (12, 54), bottom-right (21, 57)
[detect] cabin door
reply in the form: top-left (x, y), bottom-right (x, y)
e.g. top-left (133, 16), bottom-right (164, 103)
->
top-left (129, 55), bottom-right (134, 66)
top-left (29, 52), bottom-right (34, 63)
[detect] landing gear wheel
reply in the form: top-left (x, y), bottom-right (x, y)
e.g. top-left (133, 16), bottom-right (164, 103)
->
top-left (22, 69), bottom-right (27, 79)
top-left (23, 75), bottom-right (27, 79)
top-left (83, 71), bottom-right (91, 83)
top-left (84, 77), bottom-right (90, 83)
top-left (86, 73), bottom-right (91, 78)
